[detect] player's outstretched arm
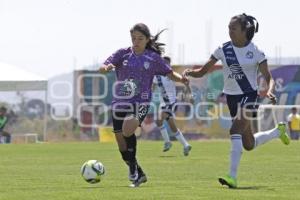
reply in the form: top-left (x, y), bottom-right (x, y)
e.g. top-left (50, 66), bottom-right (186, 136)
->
top-left (167, 71), bottom-right (189, 85)
top-left (183, 56), bottom-right (217, 78)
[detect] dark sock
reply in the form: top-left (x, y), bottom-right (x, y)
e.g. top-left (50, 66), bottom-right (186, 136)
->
top-left (124, 134), bottom-right (137, 162)
top-left (125, 134), bottom-right (137, 156)
top-left (137, 164), bottom-right (144, 175)
top-left (121, 135), bottom-right (145, 177)
top-left (120, 150), bottom-right (131, 164)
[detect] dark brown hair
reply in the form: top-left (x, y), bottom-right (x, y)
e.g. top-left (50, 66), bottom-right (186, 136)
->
top-left (130, 23), bottom-right (166, 55)
top-left (231, 13), bottom-right (259, 41)
top-left (163, 56), bottom-right (171, 64)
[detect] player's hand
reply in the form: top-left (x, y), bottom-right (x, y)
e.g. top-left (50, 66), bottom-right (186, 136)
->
top-left (189, 96), bottom-right (195, 104)
top-left (106, 63), bottom-right (115, 71)
top-left (266, 91), bottom-right (277, 105)
top-left (181, 75), bottom-right (189, 85)
top-left (183, 69), bottom-right (192, 78)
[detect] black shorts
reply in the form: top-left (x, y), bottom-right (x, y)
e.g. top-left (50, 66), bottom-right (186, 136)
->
top-left (111, 103), bottom-right (149, 133)
top-left (160, 103), bottom-right (178, 120)
top-left (226, 91), bottom-right (259, 118)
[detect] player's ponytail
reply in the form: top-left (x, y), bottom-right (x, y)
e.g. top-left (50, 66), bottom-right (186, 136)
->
top-left (243, 13), bottom-right (259, 41)
top-left (146, 29), bottom-right (166, 55)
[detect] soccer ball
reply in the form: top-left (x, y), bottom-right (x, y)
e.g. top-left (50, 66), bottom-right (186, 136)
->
top-left (80, 160), bottom-right (105, 184)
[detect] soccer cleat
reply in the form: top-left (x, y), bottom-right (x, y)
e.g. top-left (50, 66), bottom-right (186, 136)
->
top-left (277, 122), bottom-right (290, 145)
top-left (129, 169), bottom-right (147, 188)
top-left (128, 163), bottom-right (138, 181)
top-left (163, 142), bottom-right (172, 152)
top-left (183, 145), bottom-right (192, 156)
top-left (218, 175), bottom-right (237, 188)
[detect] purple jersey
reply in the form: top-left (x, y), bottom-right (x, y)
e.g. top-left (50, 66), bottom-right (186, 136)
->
top-left (104, 47), bottom-right (172, 105)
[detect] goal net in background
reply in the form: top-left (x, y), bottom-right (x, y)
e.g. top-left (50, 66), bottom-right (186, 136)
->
top-left (257, 105), bottom-right (300, 132)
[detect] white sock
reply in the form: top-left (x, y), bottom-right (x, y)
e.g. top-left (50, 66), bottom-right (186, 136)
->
top-left (254, 127), bottom-right (279, 148)
top-left (159, 125), bottom-right (170, 143)
top-left (229, 134), bottom-right (243, 179)
top-left (174, 130), bottom-right (189, 147)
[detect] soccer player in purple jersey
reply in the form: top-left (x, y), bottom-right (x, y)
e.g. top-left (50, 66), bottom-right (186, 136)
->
top-left (99, 23), bottom-right (189, 187)
top-left (183, 14), bottom-right (290, 188)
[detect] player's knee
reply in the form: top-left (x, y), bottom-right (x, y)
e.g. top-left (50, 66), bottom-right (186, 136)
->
top-left (122, 117), bottom-right (139, 137)
top-left (243, 143), bottom-right (254, 151)
top-left (122, 123), bottom-right (138, 137)
top-left (156, 120), bottom-right (163, 127)
top-left (169, 126), bottom-right (178, 133)
top-left (122, 128), bottom-right (135, 137)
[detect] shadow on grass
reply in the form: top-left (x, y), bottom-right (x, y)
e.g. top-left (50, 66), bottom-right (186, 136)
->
top-left (80, 185), bottom-right (151, 189)
top-left (159, 155), bottom-right (176, 158)
top-left (229, 185), bottom-right (269, 190)
top-left (80, 186), bottom-right (105, 189)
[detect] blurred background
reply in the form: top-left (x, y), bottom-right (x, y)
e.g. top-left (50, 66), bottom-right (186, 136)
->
top-left (0, 0), bottom-right (299, 143)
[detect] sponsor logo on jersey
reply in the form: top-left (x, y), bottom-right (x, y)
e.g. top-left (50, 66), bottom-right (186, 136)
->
top-left (228, 64), bottom-right (244, 80)
top-left (225, 56), bottom-right (237, 61)
top-left (224, 50), bottom-right (233, 55)
top-left (123, 60), bottom-right (128, 66)
top-left (137, 104), bottom-right (149, 119)
top-left (120, 78), bottom-right (138, 96)
top-left (225, 45), bottom-right (233, 49)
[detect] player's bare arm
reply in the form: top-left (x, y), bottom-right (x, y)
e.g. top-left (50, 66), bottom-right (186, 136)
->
top-left (259, 60), bottom-right (276, 104)
top-left (183, 56), bottom-right (217, 78)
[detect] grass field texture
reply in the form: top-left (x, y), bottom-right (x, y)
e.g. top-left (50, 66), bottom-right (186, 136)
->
top-left (0, 140), bottom-right (300, 200)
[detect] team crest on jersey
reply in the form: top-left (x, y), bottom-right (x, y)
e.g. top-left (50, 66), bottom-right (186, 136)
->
top-left (144, 61), bottom-right (150, 70)
top-left (123, 60), bottom-right (128, 66)
top-left (246, 51), bottom-right (254, 59)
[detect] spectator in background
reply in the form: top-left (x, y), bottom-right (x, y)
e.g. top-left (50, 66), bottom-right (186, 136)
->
top-left (287, 107), bottom-right (300, 140)
top-left (0, 106), bottom-right (11, 144)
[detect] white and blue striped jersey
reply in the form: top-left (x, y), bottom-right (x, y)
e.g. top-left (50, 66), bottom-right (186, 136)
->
top-left (212, 41), bottom-right (266, 95)
top-left (153, 75), bottom-right (177, 106)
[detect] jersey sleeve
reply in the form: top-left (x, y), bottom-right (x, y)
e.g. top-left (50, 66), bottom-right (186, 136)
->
top-left (103, 48), bottom-right (124, 67)
top-left (212, 47), bottom-right (222, 61)
top-left (254, 46), bottom-right (267, 65)
top-left (153, 55), bottom-right (172, 76)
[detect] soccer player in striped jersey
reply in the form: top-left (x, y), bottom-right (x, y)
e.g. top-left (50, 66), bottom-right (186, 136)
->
top-left (154, 56), bottom-right (192, 156)
top-left (99, 23), bottom-right (189, 187)
top-left (183, 13), bottom-right (290, 188)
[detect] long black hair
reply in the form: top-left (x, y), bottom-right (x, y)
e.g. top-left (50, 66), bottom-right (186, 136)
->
top-left (232, 13), bottom-right (259, 41)
top-left (130, 23), bottom-right (166, 55)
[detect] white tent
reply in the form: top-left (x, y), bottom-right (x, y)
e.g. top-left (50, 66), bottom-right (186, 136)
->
top-left (0, 62), bottom-right (48, 141)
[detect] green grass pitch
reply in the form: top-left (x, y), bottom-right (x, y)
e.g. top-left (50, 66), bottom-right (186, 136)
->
top-left (0, 140), bottom-right (300, 200)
